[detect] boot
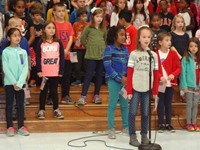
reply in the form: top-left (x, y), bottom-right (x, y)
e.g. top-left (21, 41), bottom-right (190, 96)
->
top-left (141, 134), bottom-right (150, 145)
top-left (129, 134), bottom-right (141, 147)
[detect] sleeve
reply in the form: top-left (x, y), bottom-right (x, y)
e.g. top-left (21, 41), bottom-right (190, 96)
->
top-left (59, 40), bottom-right (65, 75)
top-left (46, 9), bottom-right (52, 21)
top-left (110, 12), bottom-right (117, 27)
top-left (22, 37), bottom-right (30, 56)
top-left (152, 53), bottom-right (159, 95)
top-left (72, 23), bottom-right (77, 43)
top-left (36, 40), bottom-right (42, 73)
top-left (186, 11), bottom-right (195, 31)
top-left (64, 10), bottom-right (69, 22)
top-left (130, 27), bottom-right (138, 52)
top-left (68, 22), bottom-right (74, 36)
top-left (103, 46), bottom-right (122, 83)
top-left (16, 52), bottom-right (28, 89)
top-left (80, 26), bottom-right (89, 47)
top-left (171, 51), bottom-right (182, 77)
top-left (70, 11), bottom-right (76, 25)
top-left (2, 50), bottom-right (17, 84)
top-left (180, 58), bottom-right (187, 90)
top-left (126, 67), bottom-right (134, 95)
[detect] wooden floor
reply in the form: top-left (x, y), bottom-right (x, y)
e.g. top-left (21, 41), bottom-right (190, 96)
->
top-left (0, 85), bottom-right (199, 133)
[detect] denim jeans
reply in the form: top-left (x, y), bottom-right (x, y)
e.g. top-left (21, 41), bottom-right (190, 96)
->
top-left (81, 59), bottom-right (104, 96)
top-left (5, 85), bottom-right (25, 129)
top-left (107, 79), bottom-right (128, 129)
top-left (157, 87), bottom-right (174, 125)
top-left (129, 91), bottom-right (149, 135)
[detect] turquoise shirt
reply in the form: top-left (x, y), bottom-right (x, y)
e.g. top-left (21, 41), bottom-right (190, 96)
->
top-left (2, 46), bottom-right (28, 89)
top-left (180, 53), bottom-right (199, 90)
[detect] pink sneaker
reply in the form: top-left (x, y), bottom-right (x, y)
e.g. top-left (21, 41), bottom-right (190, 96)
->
top-left (192, 124), bottom-right (200, 132)
top-left (186, 124), bottom-right (195, 131)
top-left (7, 127), bottom-right (15, 137)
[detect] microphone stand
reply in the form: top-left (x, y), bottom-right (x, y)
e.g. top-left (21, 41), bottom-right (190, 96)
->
top-left (138, 50), bottom-right (162, 150)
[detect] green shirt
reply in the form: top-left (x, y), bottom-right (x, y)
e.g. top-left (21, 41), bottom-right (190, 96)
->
top-left (80, 25), bottom-right (106, 60)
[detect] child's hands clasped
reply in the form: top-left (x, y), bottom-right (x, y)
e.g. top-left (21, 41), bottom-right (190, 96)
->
top-left (168, 74), bottom-right (174, 81)
top-left (13, 83), bottom-right (20, 91)
top-left (37, 72), bottom-right (43, 78)
top-left (183, 88), bottom-right (189, 93)
top-left (160, 76), bottom-right (167, 84)
top-left (127, 94), bottom-right (132, 100)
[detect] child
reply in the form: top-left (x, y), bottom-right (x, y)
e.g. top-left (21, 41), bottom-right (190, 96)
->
top-left (2, 28), bottom-right (29, 136)
top-left (156, 32), bottom-right (181, 133)
top-left (53, 2), bottom-right (75, 105)
top-left (159, 0), bottom-right (174, 32)
top-left (110, 0), bottom-right (127, 27)
top-left (195, 27), bottom-right (200, 41)
top-left (118, 9), bottom-right (138, 53)
top-left (180, 37), bottom-right (200, 131)
top-left (103, 26), bottom-right (129, 139)
top-left (127, 26), bottom-right (159, 147)
top-left (36, 21), bottom-right (65, 120)
top-left (150, 13), bottom-right (166, 51)
top-left (46, 0), bottom-right (69, 22)
top-left (179, 0), bottom-right (195, 38)
top-left (5, 0), bottom-right (35, 46)
top-left (78, 7), bottom-right (106, 105)
top-left (70, 0), bottom-right (90, 25)
top-left (171, 14), bottom-right (189, 59)
top-left (72, 7), bottom-right (88, 86)
top-left (132, 0), bottom-right (149, 29)
top-left (29, 2), bottom-right (44, 87)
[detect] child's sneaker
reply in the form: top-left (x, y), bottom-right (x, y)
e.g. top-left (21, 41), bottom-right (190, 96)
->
top-left (7, 127), bottom-right (15, 137)
top-left (186, 124), bottom-right (195, 131)
top-left (108, 128), bottom-right (116, 139)
top-left (17, 126), bottom-right (30, 136)
top-left (122, 127), bottom-right (129, 135)
top-left (92, 95), bottom-right (102, 104)
top-left (77, 95), bottom-right (86, 105)
top-left (192, 124), bottom-right (200, 132)
top-left (61, 95), bottom-right (76, 105)
top-left (158, 124), bottom-right (165, 133)
top-left (38, 110), bottom-right (45, 120)
top-left (71, 80), bottom-right (82, 86)
top-left (166, 124), bottom-right (175, 133)
top-left (54, 109), bottom-right (64, 119)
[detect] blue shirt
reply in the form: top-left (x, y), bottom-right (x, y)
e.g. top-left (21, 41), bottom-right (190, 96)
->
top-left (70, 9), bottom-right (90, 25)
top-left (103, 44), bottom-right (129, 83)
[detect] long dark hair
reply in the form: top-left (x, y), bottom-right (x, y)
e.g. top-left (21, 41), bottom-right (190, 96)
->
top-left (132, 0), bottom-right (147, 22)
top-left (184, 37), bottom-right (200, 64)
top-left (106, 26), bottom-right (126, 45)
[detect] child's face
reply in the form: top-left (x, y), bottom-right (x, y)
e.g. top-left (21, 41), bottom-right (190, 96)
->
top-left (9, 21), bottom-right (22, 32)
top-left (94, 13), bottom-right (103, 26)
top-left (53, 6), bottom-right (65, 21)
top-left (77, 0), bottom-right (86, 8)
top-left (116, 29), bottom-right (126, 45)
top-left (8, 30), bottom-right (22, 46)
top-left (117, 0), bottom-right (126, 11)
top-left (118, 18), bottom-right (125, 26)
top-left (99, 2), bottom-right (107, 13)
top-left (159, 36), bottom-right (171, 49)
top-left (174, 17), bottom-right (184, 30)
top-left (160, 1), bottom-right (168, 12)
top-left (79, 13), bottom-right (87, 22)
top-left (44, 23), bottom-right (56, 37)
top-left (188, 42), bottom-right (198, 56)
top-left (136, 1), bottom-right (143, 12)
top-left (139, 29), bottom-right (152, 49)
top-left (32, 14), bottom-right (42, 23)
top-left (13, 0), bottom-right (25, 17)
top-left (150, 16), bottom-right (161, 29)
top-left (179, 0), bottom-right (188, 11)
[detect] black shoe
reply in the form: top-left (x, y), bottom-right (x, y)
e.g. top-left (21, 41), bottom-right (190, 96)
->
top-left (158, 124), bottom-right (165, 133)
top-left (166, 124), bottom-right (175, 133)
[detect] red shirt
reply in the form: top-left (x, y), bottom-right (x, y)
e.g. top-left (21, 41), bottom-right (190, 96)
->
top-left (195, 58), bottom-right (199, 85)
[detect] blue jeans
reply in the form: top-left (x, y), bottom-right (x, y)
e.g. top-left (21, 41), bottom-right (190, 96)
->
top-left (107, 79), bottom-right (128, 129)
top-left (129, 91), bottom-right (149, 135)
top-left (157, 87), bottom-right (174, 125)
top-left (81, 59), bottom-right (104, 96)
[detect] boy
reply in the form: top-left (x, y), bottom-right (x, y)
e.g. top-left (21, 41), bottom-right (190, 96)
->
top-left (53, 2), bottom-right (75, 105)
top-left (70, 0), bottom-right (90, 25)
top-left (118, 10), bottom-right (138, 53)
top-left (29, 3), bottom-right (44, 87)
top-left (71, 7), bottom-right (88, 86)
top-left (159, 0), bottom-right (174, 32)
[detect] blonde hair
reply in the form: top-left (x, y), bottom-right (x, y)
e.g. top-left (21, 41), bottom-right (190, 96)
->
top-left (157, 32), bottom-right (171, 48)
top-left (171, 14), bottom-right (186, 32)
top-left (90, 8), bottom-right (106, 30)
top-left (136, 26), bottom-right (152, 51)
top-left (8, 17), bottom-right (22, 26)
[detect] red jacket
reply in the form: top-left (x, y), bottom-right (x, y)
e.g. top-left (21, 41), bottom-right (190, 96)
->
top-left (156, 50), bottom-right (181, 88)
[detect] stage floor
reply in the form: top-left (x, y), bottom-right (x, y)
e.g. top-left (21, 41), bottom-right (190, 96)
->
top-left (0, 130), bottom-right (199, 150)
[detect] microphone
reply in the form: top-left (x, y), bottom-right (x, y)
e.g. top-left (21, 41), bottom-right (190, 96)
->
top-left (146, 47), bottom-right (154, 60)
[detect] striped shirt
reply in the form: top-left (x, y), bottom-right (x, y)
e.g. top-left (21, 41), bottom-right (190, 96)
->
top-left (103, 44), bottom-right (129, 83)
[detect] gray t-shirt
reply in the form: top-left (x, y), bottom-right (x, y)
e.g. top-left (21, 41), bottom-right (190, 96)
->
top-left (128, 49), bottom-right (158, 92)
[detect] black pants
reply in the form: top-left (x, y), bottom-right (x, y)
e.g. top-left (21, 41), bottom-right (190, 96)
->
top-left (39, 77), bottom-right (59, 110)
top-left (5, 85), bottom-right (25, 128)
top-left (61, 60), bottom-right (72, 97)
top-left (73, 49), bottom-right (86, 81)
